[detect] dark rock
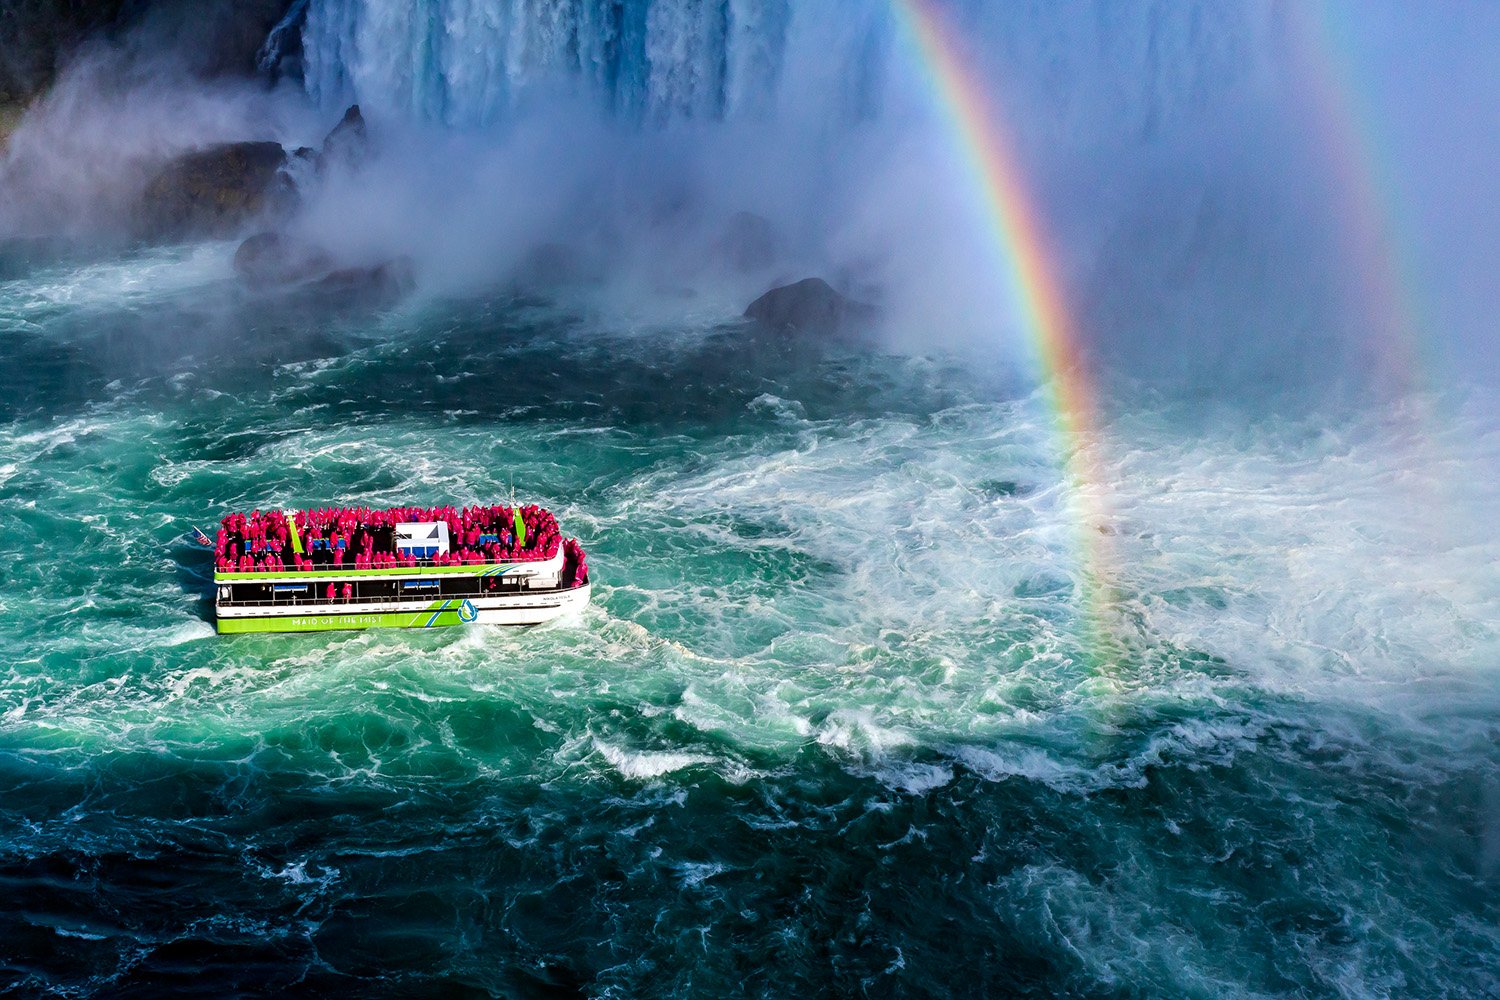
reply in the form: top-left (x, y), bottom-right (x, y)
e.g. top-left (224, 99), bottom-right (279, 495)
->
top-left (318, 104), bottom-right (366, 173)
top-left (137, 141), bottom-right (291, 239)
top-left (0, 0), bottom-right (131, 103)
top-left (307, 257), bottom-right (415, 306)
top-left (232, 231), bottom-right (333, 287)
top-left (232, 231), bottom-right (414, 307)
top-left (138, 0), bottom-right (298, 78)
top-left (744, 277), bottom-right (876, 337)
top-left (0, 0), bottom-right (296, 101)
top-left (0, 102), bottom-right (22, 153)
top-left (256, 0), bottom-right (308, 78)
top-left (714, 211), bottom-right (777, 272)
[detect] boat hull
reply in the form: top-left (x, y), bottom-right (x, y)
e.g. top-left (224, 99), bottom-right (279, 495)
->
top-left (215, 584), bottom-right (591, 634)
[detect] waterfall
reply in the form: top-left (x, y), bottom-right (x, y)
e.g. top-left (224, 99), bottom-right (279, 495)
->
top-left (292, 0), bottom-right (805, 124)
top-left (277, 0), bottom-right (1285, 135)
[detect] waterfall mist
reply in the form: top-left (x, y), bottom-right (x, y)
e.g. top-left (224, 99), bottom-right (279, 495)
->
top-left (3, 0), bottom-right (1499, 397)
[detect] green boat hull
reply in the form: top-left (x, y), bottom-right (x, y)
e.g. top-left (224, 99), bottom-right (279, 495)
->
top-left (215, 586), bottom-right (592, 634)
top-left (216, 606), bottom-right (471, 634)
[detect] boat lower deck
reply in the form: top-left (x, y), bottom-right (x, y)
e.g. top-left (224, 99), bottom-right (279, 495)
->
top-left (215, 584), bottom-right (592, 633)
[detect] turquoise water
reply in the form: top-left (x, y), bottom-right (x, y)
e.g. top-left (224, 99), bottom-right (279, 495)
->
top-left (2, 242), bottom-right (1499, 997)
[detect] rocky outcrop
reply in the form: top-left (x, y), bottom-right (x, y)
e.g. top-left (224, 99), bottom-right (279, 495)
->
top-left (0, 0), bottom-right (295, 102)
top-left (0, 103), bottom-right (22, 153)
top-left (232, 231), bottom-right (333, 287)
top-left (307, 258), bottom-right (415, 306)
top-left (154, 0), bottom-right (298, 78)
top-left (317, 104), bottom-right (366, 173)
top-left (0, 0), bottom-right (130, 104)
top-left (743, 277), bottom-right (876, 337)
top-left (137, 141), bottom-right (292, 239)
top-left (232, 230), bottom-right (414, 306)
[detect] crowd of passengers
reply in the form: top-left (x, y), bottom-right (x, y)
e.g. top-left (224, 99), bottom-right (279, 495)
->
top-left (216, 504), bottom-right (587, 587)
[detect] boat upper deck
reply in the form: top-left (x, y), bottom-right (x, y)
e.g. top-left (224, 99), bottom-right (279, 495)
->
top-left (213, 503), bottom-right (588, 586)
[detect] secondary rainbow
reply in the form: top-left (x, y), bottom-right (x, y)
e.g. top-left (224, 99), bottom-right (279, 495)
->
top-left (889, 0), bottom-right (1119, 656)
top-left (1288, 2), bottom-right (1428, 393)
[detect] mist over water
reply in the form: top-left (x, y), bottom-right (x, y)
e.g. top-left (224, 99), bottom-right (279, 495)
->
top-left (2, 1), bottom-right (1499, 997)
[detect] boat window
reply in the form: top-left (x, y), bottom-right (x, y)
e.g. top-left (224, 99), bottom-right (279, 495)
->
top-left (357, 580), bottom-right (398, 600)
top-left (230, 583), bottom-right (273, 603)
top-left (441, 575), bottom-right (483, 597)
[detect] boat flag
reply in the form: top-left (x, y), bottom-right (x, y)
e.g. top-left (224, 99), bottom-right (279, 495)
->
top-left (285, 510), bottom-right (304, 556)
top-left (191, 526), bottom-right (213, 547)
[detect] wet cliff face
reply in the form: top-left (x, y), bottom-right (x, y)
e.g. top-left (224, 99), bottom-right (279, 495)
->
top-left (0, 0), bottom-right (129, 104)
top-left (0, 0), bottom-right (292, 106)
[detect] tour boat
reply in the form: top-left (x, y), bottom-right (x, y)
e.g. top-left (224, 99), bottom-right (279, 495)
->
top-left (212, 502), bottom-right (591, 634)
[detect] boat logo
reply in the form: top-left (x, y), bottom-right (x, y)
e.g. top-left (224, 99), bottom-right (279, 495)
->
top-left (458, 599), bottom-right (478, 623)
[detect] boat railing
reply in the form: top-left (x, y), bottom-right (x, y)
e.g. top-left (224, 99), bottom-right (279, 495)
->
top-left (217, 588), bottom-right (570, 609)
top-left (217, 551), bottom-right (561, 573)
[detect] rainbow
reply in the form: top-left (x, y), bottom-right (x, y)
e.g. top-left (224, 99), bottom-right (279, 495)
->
top-left (1283, 4), bottom-right (1473, 556)
top-left (1286, 3), bottom-right (1429, 398)
top-left (888, 0), bottom-right (1120, 660)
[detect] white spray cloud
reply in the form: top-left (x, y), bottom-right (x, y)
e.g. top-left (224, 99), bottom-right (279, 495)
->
top-left (3, 0), bottom-right (1500, 395)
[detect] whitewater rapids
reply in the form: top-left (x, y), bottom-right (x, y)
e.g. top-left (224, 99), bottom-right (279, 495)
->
top-left (0, 244), bottom-right (1497, 996)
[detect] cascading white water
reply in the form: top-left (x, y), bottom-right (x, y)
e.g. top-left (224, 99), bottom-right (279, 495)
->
top-left (290, 0), bottom-right (1285, 136)
top-left (297, 0), bottom-right (801, 123)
